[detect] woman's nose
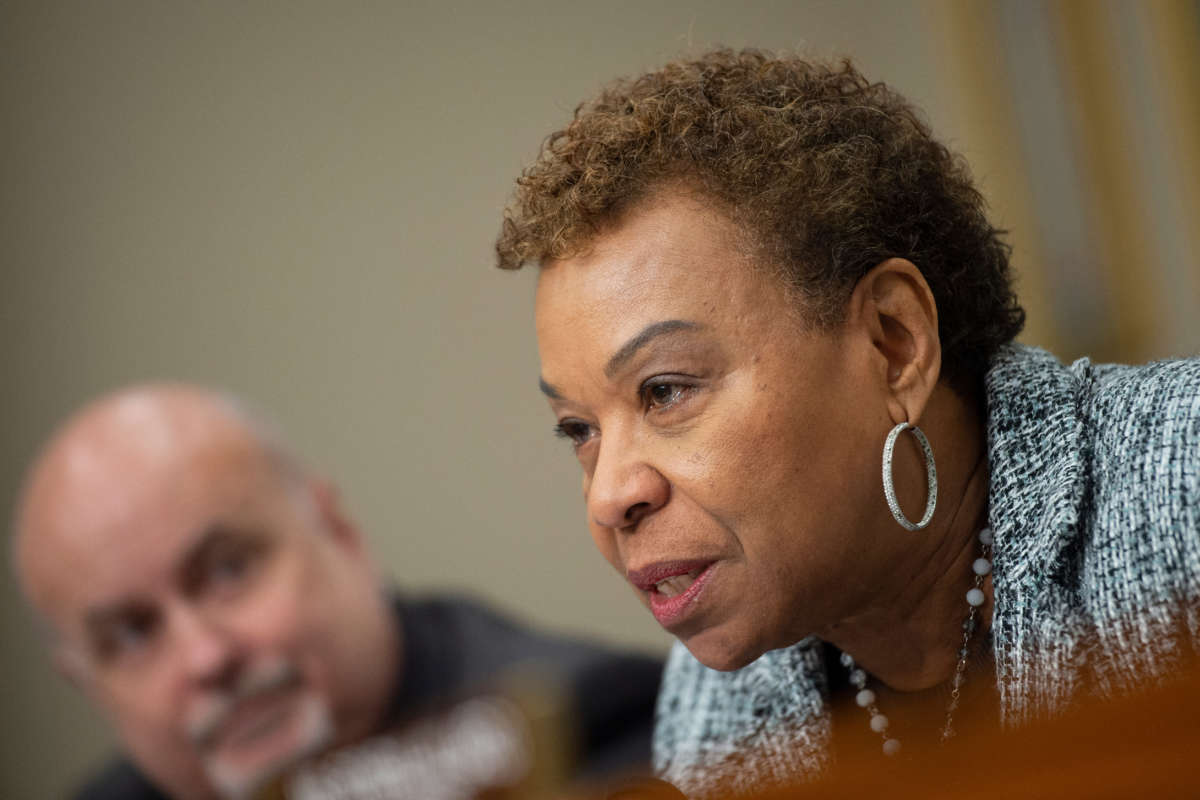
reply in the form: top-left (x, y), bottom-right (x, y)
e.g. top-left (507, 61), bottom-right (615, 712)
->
top-left (587, 441), bottom-right (670, 530)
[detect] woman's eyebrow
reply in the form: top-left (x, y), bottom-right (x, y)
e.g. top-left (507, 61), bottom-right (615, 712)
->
top-left (538, 319), bottom-right (704, 399)
top-left (604, 320), bottom-right (700, 378)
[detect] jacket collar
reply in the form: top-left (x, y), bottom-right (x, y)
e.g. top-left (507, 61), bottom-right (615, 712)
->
top-left (984, 344), bottom-right (1090, 585)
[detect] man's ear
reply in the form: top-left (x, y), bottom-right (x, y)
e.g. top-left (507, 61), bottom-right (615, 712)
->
top-left (308, 478), bottom-right (367, 557)
top-left (846, 258), bottom-right (941, 425)
top-left (53, 643), bottom-right (88, 691)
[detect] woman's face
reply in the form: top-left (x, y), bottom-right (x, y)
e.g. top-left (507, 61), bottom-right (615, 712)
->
top-left (535, 194), bottom-right (896, 671)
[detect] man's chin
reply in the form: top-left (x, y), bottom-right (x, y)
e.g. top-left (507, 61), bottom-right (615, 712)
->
top-left (204, 693), bottom-right (334, 799)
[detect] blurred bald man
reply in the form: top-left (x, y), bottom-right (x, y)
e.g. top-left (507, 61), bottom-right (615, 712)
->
top-left (13, 385), bottom-right (661, 800)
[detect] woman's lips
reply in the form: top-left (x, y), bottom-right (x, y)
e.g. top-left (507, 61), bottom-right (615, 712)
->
top-left (627, 560), bottom-right (717, 628)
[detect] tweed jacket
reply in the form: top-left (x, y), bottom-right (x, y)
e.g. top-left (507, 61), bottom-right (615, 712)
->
top-left (652, 345), bottom-right (1200, 797)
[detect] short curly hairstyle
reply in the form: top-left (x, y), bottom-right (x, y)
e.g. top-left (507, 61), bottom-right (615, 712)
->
top-left (496, 48), bottom-right (1025, 393)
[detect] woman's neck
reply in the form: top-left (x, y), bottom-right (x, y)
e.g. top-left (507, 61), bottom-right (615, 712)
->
top-left (818, 381), bottom-right (992, 692)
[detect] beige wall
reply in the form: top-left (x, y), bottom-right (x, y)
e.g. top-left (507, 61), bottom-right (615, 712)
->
top-left (3, 1), bottom-right (1197, 796)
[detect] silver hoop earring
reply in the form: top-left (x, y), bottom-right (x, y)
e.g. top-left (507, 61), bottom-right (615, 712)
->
top-left (882, 421), bottom-right (937, 531)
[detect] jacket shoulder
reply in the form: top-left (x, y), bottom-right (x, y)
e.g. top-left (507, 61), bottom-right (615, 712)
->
top-left (73, 759), bottom-right (167, 800)
top-left (1076, 356), bottom-right (1200, 513)
top-left (1073, 357), bottom-right (1200, 678)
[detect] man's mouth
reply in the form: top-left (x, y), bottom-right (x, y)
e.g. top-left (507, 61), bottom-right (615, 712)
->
top-left (201, 691), bottom-right (335, 800)
top-left (217, 687), bottom-right (299, 749)
top-left (187, 658), bottom-right (302, 750)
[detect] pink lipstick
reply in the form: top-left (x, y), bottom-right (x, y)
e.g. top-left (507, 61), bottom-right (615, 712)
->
top-left (627, 560), bottom-right (717, 628)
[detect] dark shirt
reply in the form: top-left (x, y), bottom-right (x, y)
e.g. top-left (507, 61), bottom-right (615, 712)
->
top-left (74, 593), bottom-right (662, 799)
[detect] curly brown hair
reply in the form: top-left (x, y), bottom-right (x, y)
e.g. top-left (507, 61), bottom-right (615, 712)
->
top-left (495, 48), bottom-right (1025, 393)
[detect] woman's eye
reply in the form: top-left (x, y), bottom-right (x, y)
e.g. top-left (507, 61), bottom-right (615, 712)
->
top-left (642, 380), bottom-right (689, 410)
top-left (553, 420), bottom-right (595, 447)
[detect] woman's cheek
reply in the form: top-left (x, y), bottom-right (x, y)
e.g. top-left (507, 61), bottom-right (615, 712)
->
top-left (587, 523), bottom-right (624, 572)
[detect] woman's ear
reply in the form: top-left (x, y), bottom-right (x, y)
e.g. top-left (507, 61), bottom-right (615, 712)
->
top-left (846, 258), bottom-right (941, 425)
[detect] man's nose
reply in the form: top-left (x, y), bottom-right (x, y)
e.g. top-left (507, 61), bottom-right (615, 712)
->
top-left (587, 437), bottom-right (670, 531)
top-left (171, 607), bottom-right (241, 688)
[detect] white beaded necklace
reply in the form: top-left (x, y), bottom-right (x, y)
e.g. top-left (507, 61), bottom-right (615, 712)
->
top-left (839, 526), bottom-right (994, 756)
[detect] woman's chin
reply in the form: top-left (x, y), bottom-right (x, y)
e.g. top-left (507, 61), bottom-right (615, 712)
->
top-left (680, 629), bottom-right (764, 672)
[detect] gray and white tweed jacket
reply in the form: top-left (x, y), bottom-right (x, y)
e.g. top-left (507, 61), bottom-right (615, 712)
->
top-left (652, 344), bottom-right (1200, 797)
